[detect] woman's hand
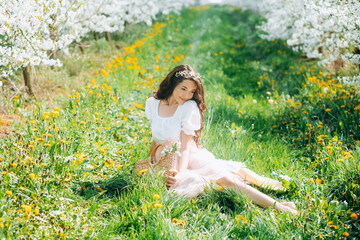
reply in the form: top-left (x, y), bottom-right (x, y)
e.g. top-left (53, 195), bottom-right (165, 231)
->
top-left (166, 169), bottom-right (178, 189)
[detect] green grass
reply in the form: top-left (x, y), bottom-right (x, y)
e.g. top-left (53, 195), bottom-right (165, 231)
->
top-left (0, 5), bottom-right (359, 239)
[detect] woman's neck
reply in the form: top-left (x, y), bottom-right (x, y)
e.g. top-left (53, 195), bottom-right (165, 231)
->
top-left (165, 95), bottom-right (179, 107)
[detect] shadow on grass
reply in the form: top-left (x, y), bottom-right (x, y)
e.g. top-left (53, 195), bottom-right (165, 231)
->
top-left (197, 188), bottom-right (247, 214)
top-left (72, 171), bottom-right (134, 199)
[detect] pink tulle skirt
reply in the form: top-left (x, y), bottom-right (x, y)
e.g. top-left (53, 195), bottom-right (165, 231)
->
top-left (156, 140), bottom-right (247, 198)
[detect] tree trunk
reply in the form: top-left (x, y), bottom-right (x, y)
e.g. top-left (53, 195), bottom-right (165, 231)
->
top-left (354, 47), bottom-right (360, 55)
top-left (79, 42), bottom-right (85, 54)
top-left (93, 32), bottom-right (98, 41)
top-left (49, 14), bottom-right (58, 60)
top-left (354, 47), bottom-right (360, 70)
top-left (105, 32), bottom-right (113, 46)
top-left (48, 14), bottom-right (58, 70)
top-left (22, 65), bottom-right (34, 96)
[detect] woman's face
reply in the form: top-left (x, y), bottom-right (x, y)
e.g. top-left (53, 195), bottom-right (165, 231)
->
top-left (172, 79), bottom-right (197, 104)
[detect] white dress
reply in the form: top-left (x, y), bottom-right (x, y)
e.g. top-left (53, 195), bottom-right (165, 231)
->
top-left (145, 97), bottom-right (246, 198)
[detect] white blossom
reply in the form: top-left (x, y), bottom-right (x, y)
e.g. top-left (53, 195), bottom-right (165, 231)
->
top-left (0, 0), bottom-right (197, 78)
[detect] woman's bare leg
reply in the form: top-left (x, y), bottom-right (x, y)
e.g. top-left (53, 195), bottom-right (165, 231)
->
top-left (234, 168), bottom-right (284, 191)
top-left (216, 176), bottom-right (297, 215)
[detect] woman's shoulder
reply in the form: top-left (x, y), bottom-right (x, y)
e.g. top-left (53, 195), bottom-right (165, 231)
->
top-left (182, 100), bottom-right (198, 109)
top-left (146, 96), bottom-right (155, 101)
top-left (146, 96), bottom-right (158, 105)
top-left (145, 96), bottom-right (158, 120)
top-left (181, 100), bottom-right (200, 117)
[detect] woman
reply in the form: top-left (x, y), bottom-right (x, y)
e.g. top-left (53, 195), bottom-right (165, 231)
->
top-left (145, 64), bottom-right (297, 215)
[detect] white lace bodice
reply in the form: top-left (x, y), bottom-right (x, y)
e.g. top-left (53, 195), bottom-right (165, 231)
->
top-left (145, 97), bottom-right (201, 144)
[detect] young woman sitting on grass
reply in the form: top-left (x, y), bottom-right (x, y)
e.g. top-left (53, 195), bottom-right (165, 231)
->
top-left (145, 64), bottom-right (297, 215)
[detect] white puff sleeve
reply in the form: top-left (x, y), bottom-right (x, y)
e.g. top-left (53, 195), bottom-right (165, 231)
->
top-left (181, 100), bottom-right (201, 136)
top-left (145, 97), bottom-right (154, 121)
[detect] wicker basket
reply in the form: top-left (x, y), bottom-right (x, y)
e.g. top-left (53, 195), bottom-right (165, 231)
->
top-left (135, 144), bottom-right (177, 176)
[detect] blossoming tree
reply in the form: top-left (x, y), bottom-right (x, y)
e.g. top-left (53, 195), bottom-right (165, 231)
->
top-left (207, 0), bottom-right (360, 82)
top-left (257, 0), bottom-right (360, 82)
top-left (0, 0), bottom-right (196, 95)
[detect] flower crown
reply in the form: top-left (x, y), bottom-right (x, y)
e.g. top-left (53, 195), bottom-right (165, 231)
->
top-left (174, 70), bottom-right (201, 79)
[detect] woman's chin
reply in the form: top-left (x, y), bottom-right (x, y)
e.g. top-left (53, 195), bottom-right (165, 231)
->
top-left (179, 98), bottom-right (187, 104)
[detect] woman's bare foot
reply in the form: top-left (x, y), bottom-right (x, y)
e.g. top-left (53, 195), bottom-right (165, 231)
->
top-left (281, 201), bottom-right (296, 210)
top-left (276, 202), bottom-right (298, 215)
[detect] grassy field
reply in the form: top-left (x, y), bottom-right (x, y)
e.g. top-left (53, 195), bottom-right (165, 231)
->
top-left (1, 5), bottom-right (359, 239)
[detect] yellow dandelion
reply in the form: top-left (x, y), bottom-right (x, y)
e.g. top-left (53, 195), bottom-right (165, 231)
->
top-left (154, 203), bottom-right (163, 208)
top-left (315, 178), bottom-right (322, 184)
top-left (64, 172), bottom-right (72, 182)
top-left (21, 204), bottom-right (32, 215)
top-left (100, 69), bottom-right (109, 78)
top-left (178, 220), bottom-right (185, 227)
top-left (138, 169), bottom-right (148, 174)
top-left (350, 213), bottom-right (358, 221)
top-left (104, 159), bottom-right (114, 167)
top-left (5, 190), bottom-right (12, 195)
top-left (33, 208), bottom-right (39, 215)
top-left (153, 194), bottom-right (160, 199)
top-left (329, 225), bottom-right (337, 229)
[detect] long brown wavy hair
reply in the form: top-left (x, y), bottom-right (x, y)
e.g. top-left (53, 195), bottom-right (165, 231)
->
top-left (153, 64), bottom-right (206, 147)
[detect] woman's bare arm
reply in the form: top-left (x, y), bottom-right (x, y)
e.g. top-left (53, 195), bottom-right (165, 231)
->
top-left (149, 140), bottom-right (157, 157)
top-left (177, 130), bottom-right (193, 173)
top-left (166, 131), bottom-right (193, 189)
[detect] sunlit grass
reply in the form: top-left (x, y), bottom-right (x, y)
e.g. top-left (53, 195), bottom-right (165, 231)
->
top-left (0, 5), bottom-right (359, 239)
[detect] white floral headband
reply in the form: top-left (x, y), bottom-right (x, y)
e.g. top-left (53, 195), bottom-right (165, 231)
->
top-left (174, 70), bottom-right (201, 79)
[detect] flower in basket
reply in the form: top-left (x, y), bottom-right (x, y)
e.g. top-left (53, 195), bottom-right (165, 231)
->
top-left (161, 142), bottom-right (180, 156)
